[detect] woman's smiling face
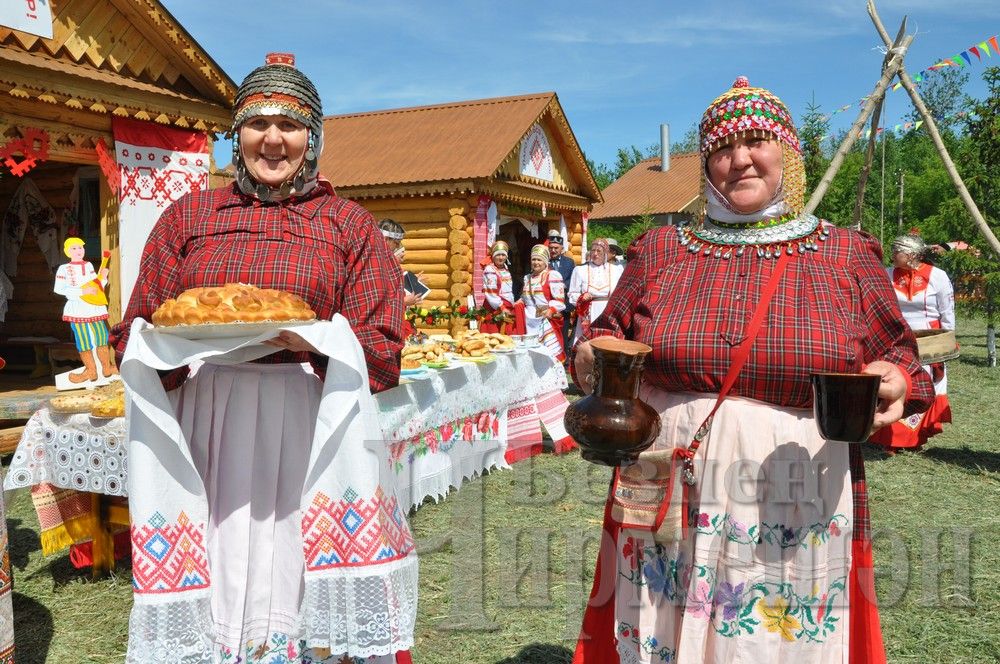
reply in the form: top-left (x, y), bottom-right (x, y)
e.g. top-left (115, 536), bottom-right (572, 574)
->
top-left (239, 115), bottom-right (308, 187)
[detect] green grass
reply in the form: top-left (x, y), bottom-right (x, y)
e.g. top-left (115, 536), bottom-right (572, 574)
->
top-left (4, 315), bottom-right (999, 662)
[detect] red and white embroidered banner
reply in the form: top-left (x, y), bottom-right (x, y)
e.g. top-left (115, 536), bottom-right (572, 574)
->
top-left (472, 195), bottom-right (491, 305)
top-left (112, 118), bottom-right (209, 310)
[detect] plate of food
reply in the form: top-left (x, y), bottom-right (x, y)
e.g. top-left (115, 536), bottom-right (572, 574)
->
top-left (153, 319), bottom-right (315, 340)
top-left (151, 284), bottom-right (317, 340)
top-left (50, 383), bottom-right (124, 415)
top-left (449, 352), bottom-right (496, 364)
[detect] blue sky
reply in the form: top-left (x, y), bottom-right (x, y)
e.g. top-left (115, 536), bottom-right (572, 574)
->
top-left (164, 0), bottom-right (996, 169)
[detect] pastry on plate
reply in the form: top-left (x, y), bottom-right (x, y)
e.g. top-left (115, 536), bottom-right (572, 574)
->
top-left (152, 283), bottom-right (316, 326)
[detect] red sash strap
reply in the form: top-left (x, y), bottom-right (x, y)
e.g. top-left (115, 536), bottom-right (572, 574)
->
top-left (677, 251), bottom-right (791, 532)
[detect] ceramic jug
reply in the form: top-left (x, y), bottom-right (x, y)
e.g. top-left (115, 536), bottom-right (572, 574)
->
top-left (564, 337), bottom-right (661, 466)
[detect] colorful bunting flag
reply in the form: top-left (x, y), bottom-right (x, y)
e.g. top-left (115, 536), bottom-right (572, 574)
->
top-left (991, 35), bottom-right (1000, 55)
top-left (979, 40), bottom-right (992, 57)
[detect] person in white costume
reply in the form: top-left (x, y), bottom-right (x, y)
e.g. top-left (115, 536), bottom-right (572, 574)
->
top-left (522, 244), bottom-right (566, 361)
top-left (871, 233), bottom-right (955, 451)
top-left (567, 238), bottom-right (623, 344)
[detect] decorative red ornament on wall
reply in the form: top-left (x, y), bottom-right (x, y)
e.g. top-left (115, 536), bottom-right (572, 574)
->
top-left (0, 127), bottom-right (50, 177)
top-left (95, 138), bottom-right (121, 200)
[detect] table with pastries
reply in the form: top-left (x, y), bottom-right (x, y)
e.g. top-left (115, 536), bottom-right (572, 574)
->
top-left (3, 344), bottom-right (575, 570)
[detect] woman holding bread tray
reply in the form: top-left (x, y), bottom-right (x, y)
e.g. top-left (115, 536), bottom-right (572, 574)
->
top-left (110, 53), bottom-right (415, 664)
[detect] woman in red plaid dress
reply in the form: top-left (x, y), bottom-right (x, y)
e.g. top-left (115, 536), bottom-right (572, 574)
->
top-left (111, 54), bottom-right (411, 664)
top-left (571, 77), bottom-right (933, 664)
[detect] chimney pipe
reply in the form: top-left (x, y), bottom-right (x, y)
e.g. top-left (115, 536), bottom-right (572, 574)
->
top-left (660, 124), bottom-right (670, 172)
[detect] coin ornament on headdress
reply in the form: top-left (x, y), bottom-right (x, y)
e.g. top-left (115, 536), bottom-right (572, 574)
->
top-left (892, 233), bottom-right (927, 256)
top-left (699, 75), bottom-right (800, 157)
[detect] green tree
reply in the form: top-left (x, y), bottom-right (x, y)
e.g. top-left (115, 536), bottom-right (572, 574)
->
top-left (586, 144), bottom-right (660, 191)
top-left (585, 155), bottom-right (616, 190)
top-left (670, 123), bottom-right (700, 154)
top-left (798, 100), bottom-right (831, 198)
top-left (945, 65), bottom-right (1000, 365)
top-left (588, 208), bottom-right (656, 252)
top-left (962, 66), bottom-right (1000, 226)
top-left (906, 66), bottom-right (970, 132)
top-left (614, 146), bottom-right (646, 180)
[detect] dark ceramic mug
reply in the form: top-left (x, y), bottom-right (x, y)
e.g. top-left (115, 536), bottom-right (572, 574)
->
top-left (810, 372), bottom-right (881, 443)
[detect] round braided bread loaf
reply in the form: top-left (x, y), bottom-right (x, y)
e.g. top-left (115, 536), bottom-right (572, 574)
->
top-left (152, 283), bottom-right (317, 326)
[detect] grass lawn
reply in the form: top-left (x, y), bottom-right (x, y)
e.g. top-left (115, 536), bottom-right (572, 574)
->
top-left (4, 315), bottom-right (999, 663)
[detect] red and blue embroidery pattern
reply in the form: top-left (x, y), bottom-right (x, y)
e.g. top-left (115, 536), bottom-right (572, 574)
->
top-left (131, 511), bottom-right (210, 593)
top-left (301, 488), bottom-right (414, 570)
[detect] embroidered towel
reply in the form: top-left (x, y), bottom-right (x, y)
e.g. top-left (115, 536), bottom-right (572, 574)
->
top-left (120, 315), bottom-right (418, 662)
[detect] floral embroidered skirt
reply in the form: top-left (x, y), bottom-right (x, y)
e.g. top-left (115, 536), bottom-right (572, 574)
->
top-left (171, 363), bottom-right (398, 664)
top-left (610, 389), bottom-right (853, 664)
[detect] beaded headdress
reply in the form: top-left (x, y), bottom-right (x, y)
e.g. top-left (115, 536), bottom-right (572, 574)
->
top-left (231, 53), bottom-right (324, 202)
top-left (490, 240), bottom-right (510, 257)
top-left (697, 76), bottom-right (806, 220)
top-left (530, 244), bottom-right (550, 262)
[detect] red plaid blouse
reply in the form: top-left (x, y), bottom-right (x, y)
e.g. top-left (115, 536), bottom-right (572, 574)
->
top-left (579, 223), bottom-right (934, 414)
top-left (110, 183), bottom-right (404, 392)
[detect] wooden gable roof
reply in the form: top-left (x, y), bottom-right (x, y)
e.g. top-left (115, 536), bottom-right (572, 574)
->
top-left (0, 0), bottom-right (236, 138)
top-left (320, 92), bottom-right (602, 205)
top-left (589, 154), bottom-right (702, 221)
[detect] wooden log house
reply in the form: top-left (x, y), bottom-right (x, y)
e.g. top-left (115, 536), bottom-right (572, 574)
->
top-left (0, 0), bottom-right (235, 358)
top-left (320, 92), bottom-right (603, 335)
top-left (0, 1), bottom-right (235, 458)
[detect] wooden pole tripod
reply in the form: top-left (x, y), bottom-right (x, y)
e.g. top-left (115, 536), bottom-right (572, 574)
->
top-left (804, 0), bottom-right (999, 260)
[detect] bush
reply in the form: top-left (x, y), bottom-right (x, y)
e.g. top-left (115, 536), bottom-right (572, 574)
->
top-left (589, 211), bottom-right (656, 253)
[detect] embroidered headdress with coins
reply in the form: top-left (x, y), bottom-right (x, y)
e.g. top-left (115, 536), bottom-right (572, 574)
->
top-left (230, 52), bottom-right (323, 202)
top-left (892, 233), bottom-right (927, 260)
top-left (698, 76), bottom-right (805, 221)
top-left (681, 76), bottom-right (829, 260)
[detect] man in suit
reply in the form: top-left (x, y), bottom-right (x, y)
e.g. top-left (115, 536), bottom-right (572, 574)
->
top-left (547, 229), bottom-right (576, 360)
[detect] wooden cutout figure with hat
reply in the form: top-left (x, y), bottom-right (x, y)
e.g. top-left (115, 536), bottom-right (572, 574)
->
top-left (53, 238), bottom-right (118, 388)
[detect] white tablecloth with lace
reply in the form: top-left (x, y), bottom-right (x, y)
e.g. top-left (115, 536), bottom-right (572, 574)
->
top-left (4, 348), bottom-right (570, 510)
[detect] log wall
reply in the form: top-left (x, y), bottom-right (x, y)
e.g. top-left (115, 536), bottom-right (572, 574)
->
top-left (359, 197), bottom-right (472, 335)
